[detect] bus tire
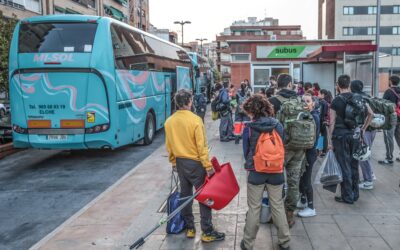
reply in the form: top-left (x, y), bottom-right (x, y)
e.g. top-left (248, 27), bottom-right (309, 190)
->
top-left (144, 112), bottom-right (155, 145)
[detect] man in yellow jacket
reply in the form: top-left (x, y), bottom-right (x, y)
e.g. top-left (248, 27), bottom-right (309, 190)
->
top-left (165, 89), bottom-right (225, 243)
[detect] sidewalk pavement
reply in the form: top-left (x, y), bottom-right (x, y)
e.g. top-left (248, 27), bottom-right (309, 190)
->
top-left (32, 112), bottom-right (400, 250)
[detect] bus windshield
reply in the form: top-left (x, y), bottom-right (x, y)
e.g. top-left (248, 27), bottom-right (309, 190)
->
top-left (18, 22), bottom-right (98, 53)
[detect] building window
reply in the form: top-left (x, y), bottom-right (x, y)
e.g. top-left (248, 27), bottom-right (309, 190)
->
top-left (343, 27), bottom-right (353, 36)
top-left (368, 6), bottom-right (377, 14)
top-left (234, 31), bottom-right (241, 36)
top-left (231, 54), bottom-right (250, 62)
top-left (367, 27), bottom-right (376, 35)
top-left (394, 6), bottom-right (400, 14)
top-left (393, 27), bottom-right (399, 35)
top-left (72, 0), bottom-right (96, 9)
top-left (344, 6), bottom-right (354, 15)
top-left (280, 30), bottom-right (287, 35)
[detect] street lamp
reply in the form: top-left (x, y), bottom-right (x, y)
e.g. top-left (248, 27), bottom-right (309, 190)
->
top-left (174, 20), bottom-right (191, 46)
top-left (196, 38), bottom-right (208, 56)
top-left (373, 0), bottom-right (381, 97)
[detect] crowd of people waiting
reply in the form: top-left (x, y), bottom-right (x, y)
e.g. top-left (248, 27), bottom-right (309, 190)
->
top-left (165, 73), bottom-right (400, 250)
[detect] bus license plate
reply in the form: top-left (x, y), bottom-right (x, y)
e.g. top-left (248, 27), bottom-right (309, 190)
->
top-left (47, 135), bottom-right (68, 141)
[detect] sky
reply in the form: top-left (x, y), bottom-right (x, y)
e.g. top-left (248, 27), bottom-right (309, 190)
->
top-left (149, 0), bottom-right (318, 44)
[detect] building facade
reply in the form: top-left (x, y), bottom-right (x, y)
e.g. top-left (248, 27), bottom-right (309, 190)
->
top-left (216, 17), bottom-right (305, 84)
top-left (319, 0), bottom-right (400, 87)
top-left (1, 0), bottom-right (149, 30)
top-left (149, 24), bottom-right (177, 43)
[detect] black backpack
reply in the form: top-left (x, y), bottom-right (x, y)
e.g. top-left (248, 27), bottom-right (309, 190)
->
top-left (340, 93), bottom-right (367, 129)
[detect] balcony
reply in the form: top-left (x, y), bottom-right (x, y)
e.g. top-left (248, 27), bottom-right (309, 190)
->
top-left (0, 0), bottom-right (26, 11)
top-left (222, 72), bottom-right (231, 78)
top-left (217, 61), bottom-right (231, 66)
top-left (216, 34), bottom-right (304, 41)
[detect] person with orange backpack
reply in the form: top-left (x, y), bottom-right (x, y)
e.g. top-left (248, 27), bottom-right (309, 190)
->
top-left (240, 94), bottom-right (290, 250)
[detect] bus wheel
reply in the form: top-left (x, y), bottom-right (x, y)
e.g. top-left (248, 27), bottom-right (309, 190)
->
top-left (144, 112), bottom-right (155, 145)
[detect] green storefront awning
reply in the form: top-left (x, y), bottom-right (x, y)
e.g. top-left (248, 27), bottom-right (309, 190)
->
top-left (104, 5), bottom-right (124, 21)
top-left (54, 6), bottom-right (66, 13)
top-left (115, 0), bottom-right (127, 6)
top-left (66, 8), bottom-right (81, 14)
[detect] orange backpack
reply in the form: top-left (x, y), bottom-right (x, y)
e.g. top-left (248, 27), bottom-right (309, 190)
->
top-left (253, 130), bottom-right (285, 173)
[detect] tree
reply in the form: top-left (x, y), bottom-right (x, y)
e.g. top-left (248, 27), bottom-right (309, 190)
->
top-left (0, 11), bottom-right (17, 100)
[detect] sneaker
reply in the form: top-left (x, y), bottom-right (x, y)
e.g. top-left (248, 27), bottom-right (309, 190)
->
top-left (279, 245), bottom-right (290, 250)
top-left (240, 240), bottom-right (248, 250)
top-left (359, 181), bottom-right (374, 190)
top-left (297, 207), bottom-right (316, 218)
top-left (186, 228), bottom-right (196, 238)
top-left (201, 230), bottom-right (225, 242)
top-left (396, 157), bottom-right (400, 162)
top-left (378, 159), bottom-right (394, 165)
top-left (296, 199), bottom-right (307, 209)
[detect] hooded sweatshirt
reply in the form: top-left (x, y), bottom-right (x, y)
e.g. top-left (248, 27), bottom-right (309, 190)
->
top-left (242, 117), bottom-right (285, 185)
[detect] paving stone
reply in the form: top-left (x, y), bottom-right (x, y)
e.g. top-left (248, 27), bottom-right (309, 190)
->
top-left (365, 214), bottom-right (400, 225)
top-left (301, 214), bottom-right (335, 224)
top-left (347, 236), bottom-right (391, 250)
top-left (304, 223), bottom-right (351, 250)
top-left (373, 224), bottom-right (400, 249)
top-left (333, 215), bottom-right (379, 237)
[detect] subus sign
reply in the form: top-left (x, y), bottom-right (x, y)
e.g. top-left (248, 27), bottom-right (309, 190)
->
top-left (256, 45), bottom-right (321, 59)
top-left (34, 54), bottom-right (74, 62)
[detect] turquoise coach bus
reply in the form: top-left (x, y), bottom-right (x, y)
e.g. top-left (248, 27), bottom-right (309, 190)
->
top-left (9, 15), bottom-right (194, 149)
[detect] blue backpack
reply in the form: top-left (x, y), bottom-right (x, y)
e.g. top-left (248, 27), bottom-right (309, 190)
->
top-left (166, 172), bottom-right (186, 234)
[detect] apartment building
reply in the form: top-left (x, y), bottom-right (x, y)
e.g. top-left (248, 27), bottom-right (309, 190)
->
top-left (1, 0), bottom-right (149, 30)
top-left (216, 17), bottom-right (304, 84)
top-left (319, 0), bottom-right (400, 80)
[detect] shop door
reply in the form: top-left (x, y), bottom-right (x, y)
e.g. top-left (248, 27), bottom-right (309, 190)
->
top-left (252, 66), bottom-right (270, 93)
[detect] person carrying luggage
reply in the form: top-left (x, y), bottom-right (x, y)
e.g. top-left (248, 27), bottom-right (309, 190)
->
top-left (234, 83), bottom-right (251, 144)
top-left (327, 75), bottom-right (373, 204)
top-left (240, 94), bottom-right (290, 250)
top-left (165, 89), bottom-right (225, 242)
top-left (297, 94), bottom-right (320, 217)
top-left (215, 82), bottom-right (235, 142)
top-left (194, 86), bottom-right (207, 122)
top-left (269, 74), bottom-right (315, 228)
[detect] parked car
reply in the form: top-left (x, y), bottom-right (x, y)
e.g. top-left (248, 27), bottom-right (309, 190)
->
top-left (0, 114), bottom-right (12, 143)
top-left (0, 103), bottom-right (6, 117)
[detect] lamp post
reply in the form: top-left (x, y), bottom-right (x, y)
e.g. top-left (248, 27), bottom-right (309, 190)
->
top-left (373, 0), bottom-right (381, 97)
top-left (196, 38), bottom-right (208, 56)
top-left (174, 20), bottom-right (191, 47)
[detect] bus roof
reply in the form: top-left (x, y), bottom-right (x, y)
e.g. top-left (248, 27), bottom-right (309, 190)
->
top-left (21, 15), bottom-right (187, 53)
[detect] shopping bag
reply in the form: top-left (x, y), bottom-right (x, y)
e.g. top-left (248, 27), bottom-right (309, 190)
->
top-left (166, 171), bottom-right (186, 234)
top-left (196, 157), bottom-right (240, 210)
top-left (211, 111), bottom-right (220, 121)
top-left (319, 150), bottom-right (343, 186)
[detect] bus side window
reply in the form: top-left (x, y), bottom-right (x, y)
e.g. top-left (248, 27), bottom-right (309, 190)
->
top-left (110, 23), bottom-right (148, 70)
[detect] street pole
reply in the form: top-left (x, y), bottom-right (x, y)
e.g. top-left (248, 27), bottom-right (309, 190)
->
top-left (196, 38), bottom-right (208, 56)
top-left (374, 0), bottom-right (381, 97)
top-left (391, 45), bottom-right (394, 76)
top-left (139, 0), bottom-right (142, 30)
top-left (174, 21), bottom-right (191, 47)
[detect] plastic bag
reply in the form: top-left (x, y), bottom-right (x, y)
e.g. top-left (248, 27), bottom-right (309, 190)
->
top-left (260, 191), bottom-right (271, 224)
top-left (318, 150), bottom-right (343, 186)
